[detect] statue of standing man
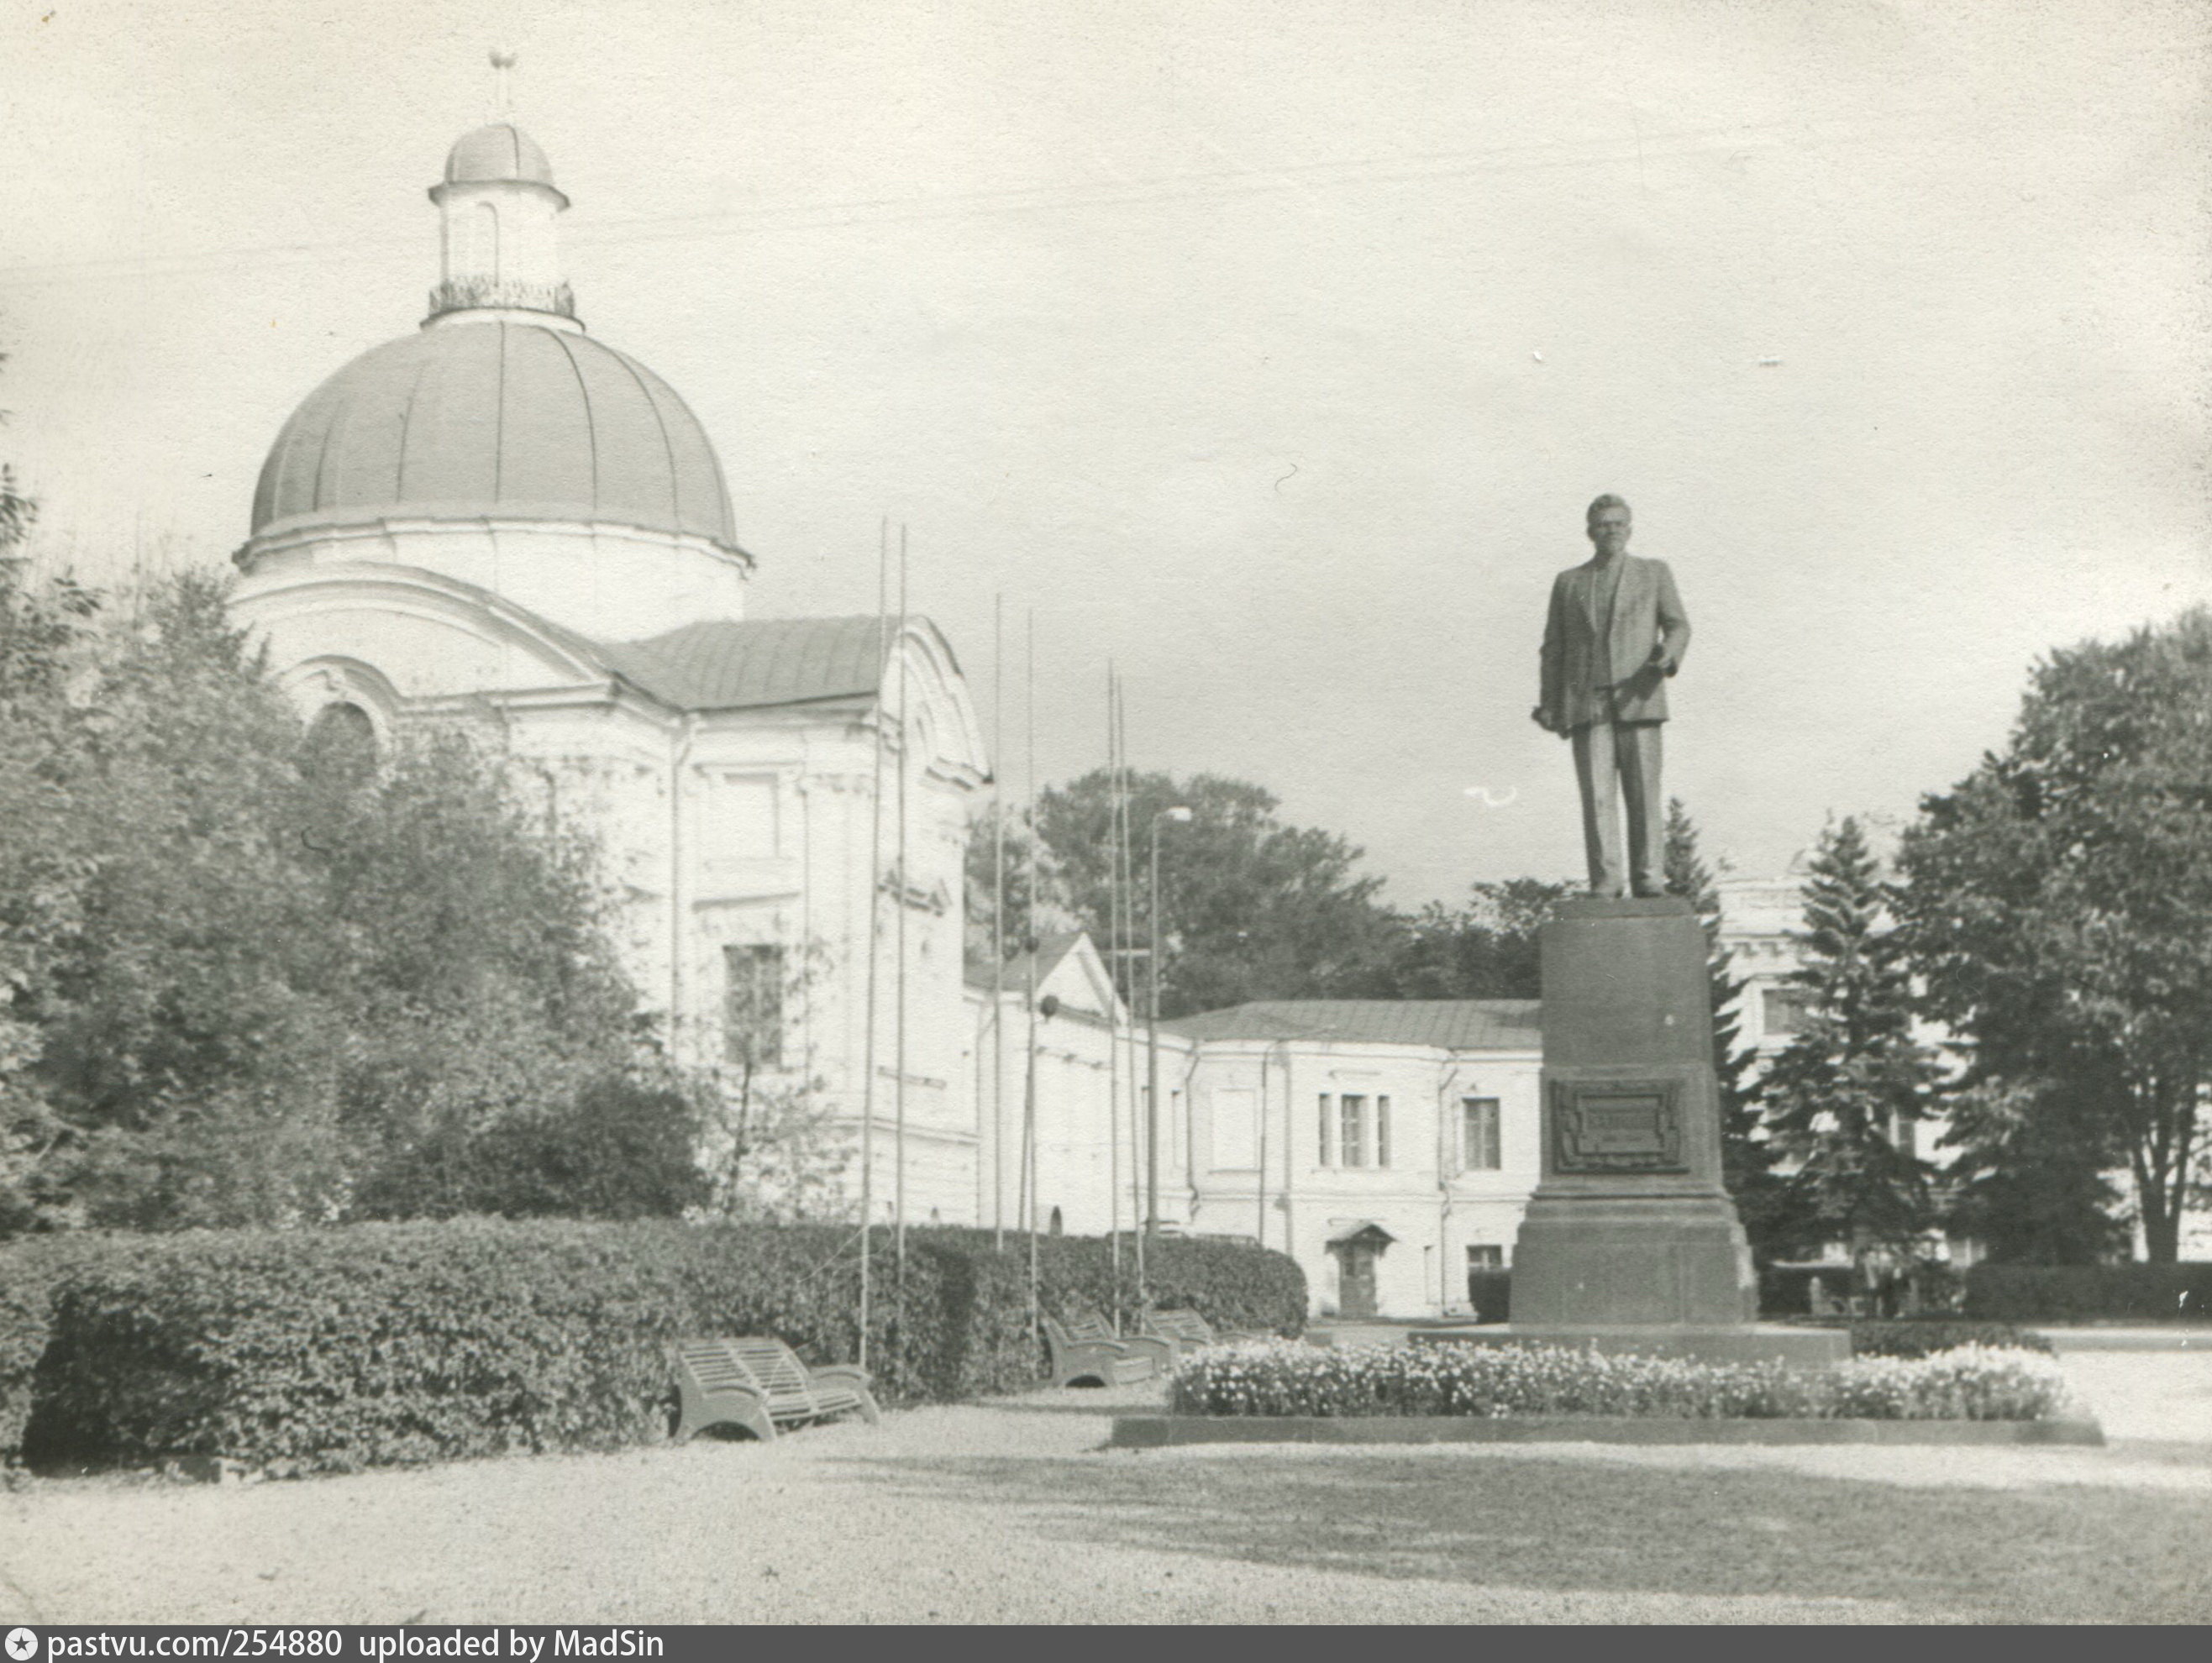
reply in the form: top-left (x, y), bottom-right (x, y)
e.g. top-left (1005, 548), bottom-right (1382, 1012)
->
top-left (1533, 496), bottom-right (1692, 899)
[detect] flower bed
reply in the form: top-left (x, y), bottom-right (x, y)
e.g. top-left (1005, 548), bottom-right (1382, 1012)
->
top-left (1168, 1340), bottom-right (2081, 1422)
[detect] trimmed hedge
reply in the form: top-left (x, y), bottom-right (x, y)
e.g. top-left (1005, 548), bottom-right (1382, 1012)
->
top-left (0, 1233), bottom-right (123, 1463)
top-left (1847, 1319), bottom-right (2053, 1359)
top-left (6, 1217), bottom-right (1304, 1472)
top-left (1464, 1268), bottom-right (1511, 1325)
top-left (926, 1228), bottom-right (1307, 1340)
top-left (1963, 1263), bottom-right (2212, 1324)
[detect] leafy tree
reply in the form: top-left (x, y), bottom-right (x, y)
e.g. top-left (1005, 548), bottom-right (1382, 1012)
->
top-left (1027, 769), bottom-right (1402, 1017)
top-left (1384, 878), bottom-right (1574, 999)
top-left (1761, 816), bottom-right (1940, 1267)
top-left (0, 568), bottom-right (707, 1233)
top-left (1663, 799), bottom-right (1789, 1261)
top-left (1937, 1077), bottom-right (2127, 1264)
top-left (1899, 608), bottom-right (2212, 1261)
top-left (0, 346), bottom-right (34, 557)
top-left (694, 940), bottom-right (851, 1224)
top-left (963, 800), bottom-right (1049, 963)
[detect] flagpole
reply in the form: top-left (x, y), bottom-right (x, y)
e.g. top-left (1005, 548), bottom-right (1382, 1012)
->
top-left (894, 524), bottom-right (909, 1294)
top-left (991, 593), bottom-right (1007, 1249)
top-left (859, 518), bottom-right (887, 1372)
top-left (1106, 660), bottom-right (1122, 1323)
top-left (1024, 608), bottom-right (1041, 1347)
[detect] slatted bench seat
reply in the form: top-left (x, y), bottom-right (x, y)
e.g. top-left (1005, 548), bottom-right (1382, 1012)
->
top-left (1040, 1314), bottom-right (1165, 1388)
top-left (1139, 1308), bottom-right (1267, 1356)
top-left (672, 1336), bottom-right (880, 1444)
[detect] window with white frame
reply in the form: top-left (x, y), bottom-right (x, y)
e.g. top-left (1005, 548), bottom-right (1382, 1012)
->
top-left (1461, 1096), bottom-right (1502, 1172)
top-left (1338, 1094), bottom-right (1367, 1167)
top-left (1374, 1095), bottom-right (1390, 1168)
top-left (1317, 1093), bottom-right (1334, 1166)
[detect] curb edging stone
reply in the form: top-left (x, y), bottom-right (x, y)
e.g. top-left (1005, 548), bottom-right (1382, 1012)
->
top-left (1110, 1414), bottom-right (2107, 1448)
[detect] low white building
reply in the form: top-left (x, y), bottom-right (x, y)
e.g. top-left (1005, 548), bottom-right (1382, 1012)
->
top-left (955, 944), bottom-right (1547, 1319)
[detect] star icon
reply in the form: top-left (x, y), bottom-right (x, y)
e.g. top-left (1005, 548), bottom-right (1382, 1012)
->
top-left (6, 1628), bottom-right (38, 1662)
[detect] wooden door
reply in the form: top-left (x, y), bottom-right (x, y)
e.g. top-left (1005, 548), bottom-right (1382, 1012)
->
top-left (1339, 1244), bottom-right (1377, 1318)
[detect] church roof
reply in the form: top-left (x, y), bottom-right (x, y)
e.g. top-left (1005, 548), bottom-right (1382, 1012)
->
top-left (598, 616), bottom-right (901, 711)
top-left (1162, 999), bottom-right (1543, 1051)
top-left (443, 122), bottom-right (559, 191)
top-left (250, 319), bottom-right (738, 552)
top-left (965, 931), bottom-right (1086, 994)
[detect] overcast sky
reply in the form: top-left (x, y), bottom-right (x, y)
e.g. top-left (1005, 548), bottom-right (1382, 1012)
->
top-left (3, 0), bottom-right (2206, 905)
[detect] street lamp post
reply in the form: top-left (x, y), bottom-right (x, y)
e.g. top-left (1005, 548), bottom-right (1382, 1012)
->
top-left (1146, 805), bottom-right (1193, 1235)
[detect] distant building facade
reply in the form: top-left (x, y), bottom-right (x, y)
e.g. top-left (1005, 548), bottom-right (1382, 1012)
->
top-left (956, 937), bottom-right (1547, 1319)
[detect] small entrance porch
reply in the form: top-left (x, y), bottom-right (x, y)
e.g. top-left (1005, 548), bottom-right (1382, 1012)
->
top-left (1326, 1221), bottom-right (1396, 1319)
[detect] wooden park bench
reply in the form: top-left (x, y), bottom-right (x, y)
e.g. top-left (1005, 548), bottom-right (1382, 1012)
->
top-left (1138, 1307), bottom-right (1268, 1356)
top-left (672, 1337), bottom-right (880, 1445)
top-left (1039, 1312), bottom-right (1171, 1388)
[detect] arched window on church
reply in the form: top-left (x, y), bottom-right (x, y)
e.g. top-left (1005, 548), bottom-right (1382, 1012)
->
top-left (474, 201), bottom-right (501, 281)
top-left (302, 700), bottom-right (377, 789)
top-left (1048, 1205), bottom-right (1064, 1237)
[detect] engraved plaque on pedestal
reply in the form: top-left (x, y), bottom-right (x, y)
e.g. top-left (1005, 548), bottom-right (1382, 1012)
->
top-left (1551, 1079), bottom-right (1686, 1173)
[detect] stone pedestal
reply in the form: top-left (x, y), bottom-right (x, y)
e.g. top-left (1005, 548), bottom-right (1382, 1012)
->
top-left (1504, 895), bottom-right (1846, 1367)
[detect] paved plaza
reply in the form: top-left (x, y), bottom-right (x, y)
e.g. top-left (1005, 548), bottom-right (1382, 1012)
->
top-left (1, 1333), bottom-right (2205, 1625)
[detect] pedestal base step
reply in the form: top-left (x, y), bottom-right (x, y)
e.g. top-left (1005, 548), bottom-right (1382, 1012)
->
top-left (1412, 1324), bottom-right (1851, 1368)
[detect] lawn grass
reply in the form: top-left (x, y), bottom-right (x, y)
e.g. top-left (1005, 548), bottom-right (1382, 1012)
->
top-left (855, 1447), bottom-right (2212, 1624)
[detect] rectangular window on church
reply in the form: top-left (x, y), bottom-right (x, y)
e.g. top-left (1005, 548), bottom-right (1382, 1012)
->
top-left (1317, 1094), bottom-right (1334, 1166)
top-left (1462, 1097), bottom-right (1502, 1172)
top-left (1375, 1095), bottom-right (1390, 1168)
top-left (1340, 1094), bottom-right (1367, 1168)
top-left (723, 943), bottom-right (785, 1069)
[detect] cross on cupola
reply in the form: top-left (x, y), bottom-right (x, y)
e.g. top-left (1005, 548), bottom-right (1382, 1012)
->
top-left (425, 49), bottom-right (580, 328)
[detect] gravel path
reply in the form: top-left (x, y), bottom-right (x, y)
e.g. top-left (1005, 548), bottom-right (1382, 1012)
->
top-left (2, 1355), bottom-right (2205, 1625)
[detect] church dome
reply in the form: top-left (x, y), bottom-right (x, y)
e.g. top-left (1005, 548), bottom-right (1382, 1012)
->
top-left (441, 122), bottom-right (562, 195)
top-left (249, 318), bottom-right (738, 550)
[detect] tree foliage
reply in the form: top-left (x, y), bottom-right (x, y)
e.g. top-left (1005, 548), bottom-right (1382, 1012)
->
top-left (969, 768), bottom-right (1587, 1015)
top-left (1760, 816), bottom-right (1940, 1263)
top-left (1899, 608), bottom-right (2212, 1261)
top-left (1936, 1077), bottom-right (2127, 1265)
top-left (1663, 798), bottom-right (1789, 1261)
top-left (995, 769), bottom-right (1403, 1018)
top-left (0, 566), bottom-right (704, 1234)
top-left (1385, 878), bottom-right (1575, 999)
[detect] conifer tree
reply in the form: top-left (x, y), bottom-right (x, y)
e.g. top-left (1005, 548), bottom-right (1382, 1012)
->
top-left (1761, 816), bottom-right (1940, 1268)
top-left (1663, 800), bottom-right (1788, 1260)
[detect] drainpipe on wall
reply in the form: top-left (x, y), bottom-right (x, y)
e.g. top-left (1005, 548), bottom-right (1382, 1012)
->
top-left (1255, 1048), bottom-right (1270, 1248)
top-left (1274, 1040), bottom-right (1295, 1273)
top-left (668, 714), bottom-right (700, 1065)
top-left (1179, 1045), bottom-right (1202, 1227)
top-left (1437, 1058), bottom-right (1460, 1318)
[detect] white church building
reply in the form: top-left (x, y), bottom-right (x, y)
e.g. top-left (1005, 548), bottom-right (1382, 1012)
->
top-left (230, 109), bottom-right (1567, 1315)
top-left (232, 116), bottom-right (991, 1222)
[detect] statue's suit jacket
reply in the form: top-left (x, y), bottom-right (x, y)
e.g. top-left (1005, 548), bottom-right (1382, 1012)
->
top-left (1538, 553), bottom-right (1692, 732)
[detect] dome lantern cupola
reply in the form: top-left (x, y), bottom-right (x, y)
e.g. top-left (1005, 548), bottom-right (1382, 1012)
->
top-left (426, 53), bottom-right (575, 326)
top-left (236, 55), bottom-right (751, 642)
